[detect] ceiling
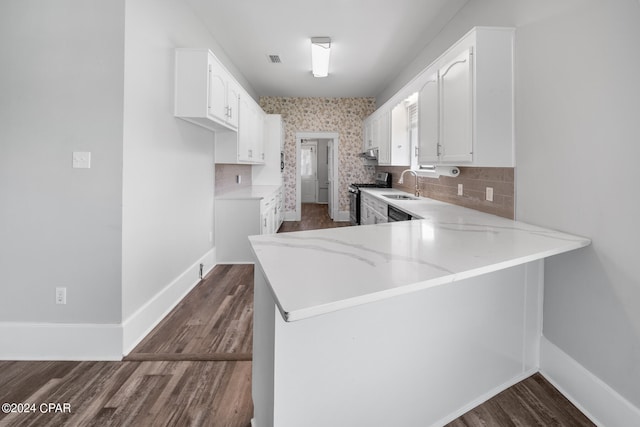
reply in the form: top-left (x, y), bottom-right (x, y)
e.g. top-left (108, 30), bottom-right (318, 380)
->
top-left (184, 0), bottom-right (468, 98)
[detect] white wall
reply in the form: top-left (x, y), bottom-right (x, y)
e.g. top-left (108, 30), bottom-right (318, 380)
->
top-left (381, 0), bottom-right (640, 414)
top-left (0, 0), bottom-right (125, 324)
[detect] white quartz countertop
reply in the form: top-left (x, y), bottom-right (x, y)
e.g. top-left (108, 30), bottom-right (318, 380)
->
top-left (215, 185), bottom-right (281, 200)
top-left (249, 194), bottom-right (590, 322)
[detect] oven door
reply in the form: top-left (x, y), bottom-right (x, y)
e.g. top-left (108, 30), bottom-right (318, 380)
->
top-left (349, 187), bottom-right (359, 225)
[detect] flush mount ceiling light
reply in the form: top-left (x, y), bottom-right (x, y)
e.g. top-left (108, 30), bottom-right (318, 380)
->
top-left (311, 37), bottom-right (331, 78)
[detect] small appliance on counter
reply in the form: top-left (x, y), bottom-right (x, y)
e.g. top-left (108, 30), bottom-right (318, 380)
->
top-left (348, 172), bottom-right (392, 225)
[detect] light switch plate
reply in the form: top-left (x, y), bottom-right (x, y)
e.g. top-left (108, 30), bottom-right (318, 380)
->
top-left (457, 184), bottom-right (463, 196)
top-left (72, 152), bottom-right (91, 168)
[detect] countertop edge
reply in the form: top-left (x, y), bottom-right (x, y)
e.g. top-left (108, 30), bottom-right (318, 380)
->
top-left (263, 237), bottom-right (591, 323)
top-left (215, 184), bottom-right (282, 200)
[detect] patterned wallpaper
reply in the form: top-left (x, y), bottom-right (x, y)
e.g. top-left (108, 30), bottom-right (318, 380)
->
top-left (260, 97), bottom-right (376, 213)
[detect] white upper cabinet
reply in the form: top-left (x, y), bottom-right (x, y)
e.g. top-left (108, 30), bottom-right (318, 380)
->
top-left (216, 95), bottom-right (265, 164)
top-left (418, 72), bottom-right (439, 164)
top-left (238, 97), bottom-right (265, 163)
top-left (417, 27), bottom-right (514, 167)
top-left (438, 47), bottom-right (473, 163)
top-left (373, 110), bottom-right (390, 162)
top-left (175, 48), bottom-right (241, 131)
top-left (175, 48), bottom-right (268, 164)
top-left (363, 116), bottom-right (374, 150)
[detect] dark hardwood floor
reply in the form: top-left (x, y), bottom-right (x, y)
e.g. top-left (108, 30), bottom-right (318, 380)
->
top-left (0, 203), bottom-right (595, 426)
top-left (0, 360), bottom-right (252, 427)
top-left (126, 264), bottom-right (254, 361)
top-left (278, 203), bottom-right (351, 232)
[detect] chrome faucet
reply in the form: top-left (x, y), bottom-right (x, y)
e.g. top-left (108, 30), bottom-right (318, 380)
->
top-left (398, 169), bottom-right (420, 197)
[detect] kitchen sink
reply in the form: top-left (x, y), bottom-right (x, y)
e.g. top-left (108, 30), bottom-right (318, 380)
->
top-left (382, 194), bottom-right (418, 200)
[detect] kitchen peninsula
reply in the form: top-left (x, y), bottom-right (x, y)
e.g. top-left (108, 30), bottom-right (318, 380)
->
top-left (249, 196), bottom-right (590, 427)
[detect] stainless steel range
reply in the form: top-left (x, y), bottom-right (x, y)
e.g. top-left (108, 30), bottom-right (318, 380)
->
top-left (348, 172), bottom-right (392, 225)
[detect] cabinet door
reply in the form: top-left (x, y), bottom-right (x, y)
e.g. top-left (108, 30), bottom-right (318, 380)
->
top-left (238, 96), bottom-right (253, 162)
top-left (377, 111), bottom-right (391, 164)
top-left (371, 116), bottom-right (380, 149)
top-left (363, 119), bottom-right (373, 150)
top-left (208, 57), bottom-right (229, 123)
top-left (254, 109), bottom-right (265, 163)
top-left (226, 80), bottom-right (241, 129)
top-left (439, 48), bottom-right (473, 163)
top-left (418, 72), bottom-right (439, 164)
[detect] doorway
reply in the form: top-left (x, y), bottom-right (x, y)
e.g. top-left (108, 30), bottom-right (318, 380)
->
top-left (295, 132), bottom-right (339, 221)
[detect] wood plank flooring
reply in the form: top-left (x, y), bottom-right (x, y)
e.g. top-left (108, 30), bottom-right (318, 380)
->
top-left (447, 373), bottom-right (594, 426)
top-left (126, 264), bottom-right (254, 361)
top-left (278, 203), bottom-right (351, 232)
top-left (0, 360), bottom-right (252, 427)
top-left (0, 203), bottom-right (596, 426)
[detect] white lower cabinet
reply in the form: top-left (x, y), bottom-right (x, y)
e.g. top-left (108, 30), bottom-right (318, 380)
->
top-left (215, 186), bottom-right (283, 263)
top-left (260, 192), bottom-right (281, 235)
top-left (361, 192), bottom-right (387, 225)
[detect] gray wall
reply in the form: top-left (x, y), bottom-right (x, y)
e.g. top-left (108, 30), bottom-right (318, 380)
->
top-left (0, 0), bottom-right (256, 330)
top-left (380, 0), bottom-right (640, 409)
top-left (121, 0), bottom-right (223, 320)
top-left (0, 0), bottom-right (125, 323)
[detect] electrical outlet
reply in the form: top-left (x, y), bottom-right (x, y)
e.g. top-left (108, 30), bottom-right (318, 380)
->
top-left (457, 184), bottom-right (463, 196)
top-left (55, 287), bottom-right (67, 305)
top-left (486, 187), bottom-right (494, 202)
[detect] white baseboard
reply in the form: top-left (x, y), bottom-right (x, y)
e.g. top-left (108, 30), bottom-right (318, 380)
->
top-left (122, 249), bottom-right (216, 355)
top-left (431, 368), bottom-right (538, 427)
top-left (283, 210), bottom-right (351, 222)
top-left (284, 211), bottom-right (298, 221)
top-left (0, 250), bottom-right (217, 361)
top-left (540, 336), bottom-right (640, 427)
top-left (0, 322), bottom-right (123, 361)
top-left (335, 210), bottom-right (351, 222)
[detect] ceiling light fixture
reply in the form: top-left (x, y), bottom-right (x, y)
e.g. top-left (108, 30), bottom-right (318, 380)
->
top-left (311, 37), bottom-right (331, 78)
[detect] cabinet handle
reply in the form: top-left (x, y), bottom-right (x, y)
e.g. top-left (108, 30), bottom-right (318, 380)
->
top-left (228, 107), bottom-right (233, 119)
top-left (437, 143), bottom-right (442, 157)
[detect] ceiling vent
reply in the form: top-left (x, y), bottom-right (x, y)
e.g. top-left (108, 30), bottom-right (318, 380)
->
top-left (267, 54), bottom-right (282, 64)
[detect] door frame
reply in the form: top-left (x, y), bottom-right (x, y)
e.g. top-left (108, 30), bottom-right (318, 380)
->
top-left (295, 132), bottom-right (339, 221)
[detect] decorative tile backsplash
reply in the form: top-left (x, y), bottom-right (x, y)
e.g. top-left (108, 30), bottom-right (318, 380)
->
top-left (260, 97), bottom-right (377, 212)
top-left (377, 166), bottom-right (515, 219)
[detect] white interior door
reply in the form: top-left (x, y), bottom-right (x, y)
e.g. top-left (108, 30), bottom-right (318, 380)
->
top-left (301, 141), bottom-right (318, 203)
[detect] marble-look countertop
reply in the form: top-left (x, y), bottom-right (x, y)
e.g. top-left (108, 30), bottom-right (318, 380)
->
top-left (249, 192), bottom-right (590, 322)
top-left (215, 185), bottom-right (281, 200)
